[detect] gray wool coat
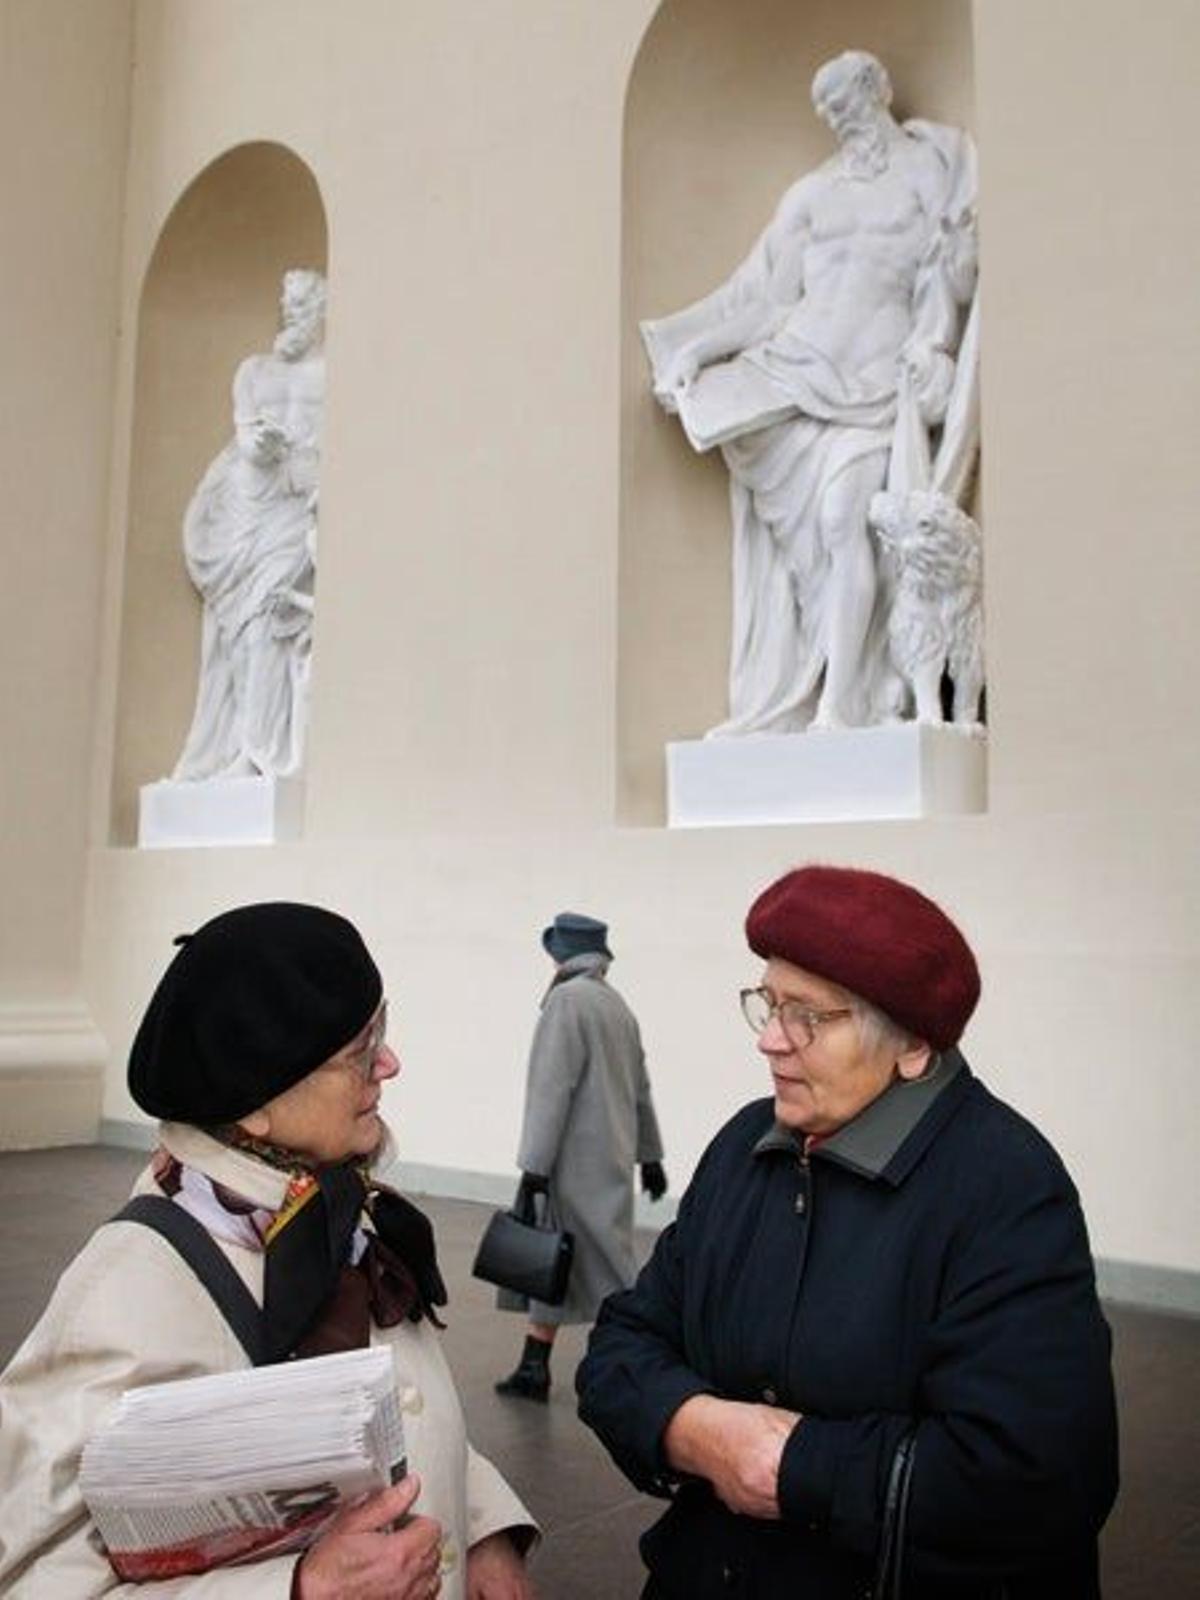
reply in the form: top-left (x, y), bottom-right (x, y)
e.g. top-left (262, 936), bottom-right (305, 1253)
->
top-left (512, 953), bottom-right (664, 1326)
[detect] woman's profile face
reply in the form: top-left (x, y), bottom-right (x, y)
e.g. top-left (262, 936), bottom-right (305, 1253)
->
top-left (242, 1001), bottom-right (399, 1165)
top-left (755, 959), bottom-right (929, 1136)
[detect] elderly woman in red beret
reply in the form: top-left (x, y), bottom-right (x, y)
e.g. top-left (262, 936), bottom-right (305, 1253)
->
top-left (578, 866), bottom-right (1118, 1600)
top-left (0, 903), bottom-right (536, 1600)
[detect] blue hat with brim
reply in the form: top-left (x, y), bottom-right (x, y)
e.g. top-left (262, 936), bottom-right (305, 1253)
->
top-left (542, 911), bottom-right (612, 963)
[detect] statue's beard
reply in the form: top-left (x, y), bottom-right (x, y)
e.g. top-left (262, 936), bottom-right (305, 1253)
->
top-left (838, 120), bottom-right (891, 180)
top-left (274, 312), bottom-right (323, 360)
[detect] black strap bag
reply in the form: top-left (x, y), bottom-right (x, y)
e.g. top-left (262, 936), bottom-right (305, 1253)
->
top-left (112, 1194), bottom-right (267, 1364)
top-left (471, 1183), bottom-right (574, 1306)
top-left (872, 1429), bottom-right (917, 1600)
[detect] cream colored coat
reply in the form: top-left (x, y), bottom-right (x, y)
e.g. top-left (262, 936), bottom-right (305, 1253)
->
top-left (0, 1125), bottom-right (534, 1598)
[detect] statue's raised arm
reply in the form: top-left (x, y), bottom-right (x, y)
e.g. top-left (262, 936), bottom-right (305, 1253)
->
top-left (641, 172), bottom-right (818, 425)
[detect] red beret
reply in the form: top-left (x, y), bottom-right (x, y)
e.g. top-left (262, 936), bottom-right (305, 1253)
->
top-left (745, 865), bottom-right (980, 1049)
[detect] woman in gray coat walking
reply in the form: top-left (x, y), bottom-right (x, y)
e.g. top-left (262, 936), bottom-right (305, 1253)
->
top-left (496, 912), bottom-right (667, 1401)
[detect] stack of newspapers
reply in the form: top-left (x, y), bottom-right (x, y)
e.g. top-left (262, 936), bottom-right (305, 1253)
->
top-left (80, 1346), bottom-right (405, 1580)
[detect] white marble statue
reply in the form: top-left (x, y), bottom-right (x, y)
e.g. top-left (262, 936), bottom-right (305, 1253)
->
top-left (171, 268), bottom-right (325, 781)
top-left (641, 50), bottom-right (980, 735)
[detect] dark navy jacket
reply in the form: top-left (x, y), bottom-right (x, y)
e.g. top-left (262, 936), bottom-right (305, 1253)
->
top-left (577, 1055), bottom-right (1118, 1599)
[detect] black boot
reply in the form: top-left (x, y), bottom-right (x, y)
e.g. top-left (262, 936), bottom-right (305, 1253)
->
top-left (495, 1334), bottom-right (552, 1401)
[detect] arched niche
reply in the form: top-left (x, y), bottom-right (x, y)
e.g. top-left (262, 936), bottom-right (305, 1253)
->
top-left (110, 141), bottom-right (327, 843)
top-left (617, 0), bottom-right (976, 823)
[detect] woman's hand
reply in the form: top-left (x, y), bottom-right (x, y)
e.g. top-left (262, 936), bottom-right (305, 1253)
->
top-left (466, 1530), bottom-right (535, 1599)
top-left (663, 1395), bottom-right (801, 1520)
top-left (294, 1474), bottom-right (443, 1599)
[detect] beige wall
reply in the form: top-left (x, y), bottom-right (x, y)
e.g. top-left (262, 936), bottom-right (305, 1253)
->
top-left (0, 0), bottom-right (131, 1140)
top-left (0, 0), bottom-right (130, 993)
top-left (3, 0), bottom-right (1191, 1278)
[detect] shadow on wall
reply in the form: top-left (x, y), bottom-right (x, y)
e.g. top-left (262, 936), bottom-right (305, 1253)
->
top-left (617, 0), bottom-right (976, 823)
top-left (110, 141), bottom-right (327, 845)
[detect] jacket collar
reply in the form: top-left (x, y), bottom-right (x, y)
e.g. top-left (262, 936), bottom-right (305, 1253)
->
top-left (158, 1120), bottom-right (400, 1211)
top-left (752, 1050), bottom-right (971, 1187)
top-left (542, 950), bottom-right (609, 1004)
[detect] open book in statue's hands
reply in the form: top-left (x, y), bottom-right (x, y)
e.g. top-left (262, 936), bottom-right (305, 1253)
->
top-left (640, 319), bottom-right (798, 453)
top-left (80, 1346), bottom-right (405, 1581)
top-left (671, 356), bottom-right (799, 451)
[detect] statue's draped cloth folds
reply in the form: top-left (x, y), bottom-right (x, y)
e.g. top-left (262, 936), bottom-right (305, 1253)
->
top-left (173, 435), bottom-right (316, 779)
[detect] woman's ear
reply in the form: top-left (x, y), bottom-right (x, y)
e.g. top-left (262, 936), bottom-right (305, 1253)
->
top-left (895, 1041), bottom-right (934, 1082)
top-left (237, 1107), bottom-right (271, 1140)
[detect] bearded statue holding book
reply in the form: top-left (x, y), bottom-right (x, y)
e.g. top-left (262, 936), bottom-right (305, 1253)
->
top-left (642, 50), bottom-right (980, 736)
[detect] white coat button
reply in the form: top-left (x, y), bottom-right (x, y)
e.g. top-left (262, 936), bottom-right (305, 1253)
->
top-left (398, 1384), bottom-right (424, 1415)
top-left (440, 1539), bottom-right (458, 1573)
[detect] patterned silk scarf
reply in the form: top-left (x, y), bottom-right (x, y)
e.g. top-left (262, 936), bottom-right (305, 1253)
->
top-left (156, 1144), bottom-right (447, 1362)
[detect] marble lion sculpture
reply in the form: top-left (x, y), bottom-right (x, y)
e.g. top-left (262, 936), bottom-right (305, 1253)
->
top-left (869, 488), bottom-right (985, 728)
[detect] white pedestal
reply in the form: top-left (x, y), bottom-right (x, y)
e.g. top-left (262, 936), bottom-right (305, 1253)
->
top-left (666, 725), bottom-right (986, 828)
top-left (138, 776), bottom-right (304, 849)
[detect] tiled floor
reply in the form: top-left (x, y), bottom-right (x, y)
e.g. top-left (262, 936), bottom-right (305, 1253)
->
top-left (1, 1146), bottom-right (1196, 1597)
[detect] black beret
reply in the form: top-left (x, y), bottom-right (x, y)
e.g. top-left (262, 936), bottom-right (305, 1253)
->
top-left (128, 902), bottom-right (382, 1125)
top-left (746, 865), bottom-right (980, 1050)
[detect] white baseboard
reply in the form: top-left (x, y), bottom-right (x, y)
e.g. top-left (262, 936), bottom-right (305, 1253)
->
top-left (97, 1116), bottom-right (157, 1151)
top-left (0, 1004), bottom-right (107, 1149)
top-left (1094, 1258), bottom-right (1200, 1317)
top-left (93, 1122), bottom-right (1197, 1317)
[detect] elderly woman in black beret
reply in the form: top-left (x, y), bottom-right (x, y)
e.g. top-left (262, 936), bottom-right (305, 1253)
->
top-left (578, 866), bottom-right (1118, 1600)
top-left (0, 903), bottom-right (536, 1600)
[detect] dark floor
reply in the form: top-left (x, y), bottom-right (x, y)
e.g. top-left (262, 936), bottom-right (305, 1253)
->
top-left (1, 1147), bottom-right (1197, 1598)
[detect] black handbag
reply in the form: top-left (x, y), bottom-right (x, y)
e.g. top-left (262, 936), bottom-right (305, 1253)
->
top-left (471, 1184), bottom-right (574, 1306)
top-left (872, 1429), bottom-right (917, 1600)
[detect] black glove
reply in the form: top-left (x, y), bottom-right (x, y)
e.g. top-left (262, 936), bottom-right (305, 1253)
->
top-left (515, 1171), bottom-right (549, 1221)
top-left (640, 1161), bottom-right (667, 1202)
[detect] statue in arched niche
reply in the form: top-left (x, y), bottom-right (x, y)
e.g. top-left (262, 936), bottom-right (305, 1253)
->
top-left (641, 50), bottom-right (980, 735)
top-left (172, 268), bottom-right (325, 781)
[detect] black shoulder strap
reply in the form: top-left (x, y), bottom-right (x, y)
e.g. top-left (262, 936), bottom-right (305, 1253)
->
top-left (112, 1194), bottom-right (267, 1366)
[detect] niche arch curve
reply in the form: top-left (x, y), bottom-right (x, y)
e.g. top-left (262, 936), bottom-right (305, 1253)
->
top-left (617, 0), bottom-right (976, 822)
top-left (111, 140), bottom-right (327, 842)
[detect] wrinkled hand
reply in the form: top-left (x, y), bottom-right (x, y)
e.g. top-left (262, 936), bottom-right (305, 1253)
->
top-left (663, 1395), bottom-right (800, 1520)
top-left (466, 1531), bottom-right (536, 1599)
top-left (294, 1474), bottom-right (443, 1599)
top-left (640, 1161), bottom-right (668, 1202)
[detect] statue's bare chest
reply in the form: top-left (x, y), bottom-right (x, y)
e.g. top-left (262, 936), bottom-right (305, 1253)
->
top-left (251, 356), bottom-right (324, 439)
top-left (806, 158), bottom-right (930, 249)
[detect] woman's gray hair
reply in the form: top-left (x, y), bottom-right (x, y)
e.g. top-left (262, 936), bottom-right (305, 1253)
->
top-left (852, 994), bottom-right (919, 1057)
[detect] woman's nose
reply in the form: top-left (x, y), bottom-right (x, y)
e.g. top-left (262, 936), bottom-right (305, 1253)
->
top-left (373, 1042), bottom-right (401, 1081)
top-left (757, 1012), bottom-right (793, 1054)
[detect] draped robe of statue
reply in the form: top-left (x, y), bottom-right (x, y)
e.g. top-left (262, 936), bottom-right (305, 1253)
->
top-left (642, 120), bottom-right (978, 736)
top-left (172, 351), bottom-right (320, 781)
